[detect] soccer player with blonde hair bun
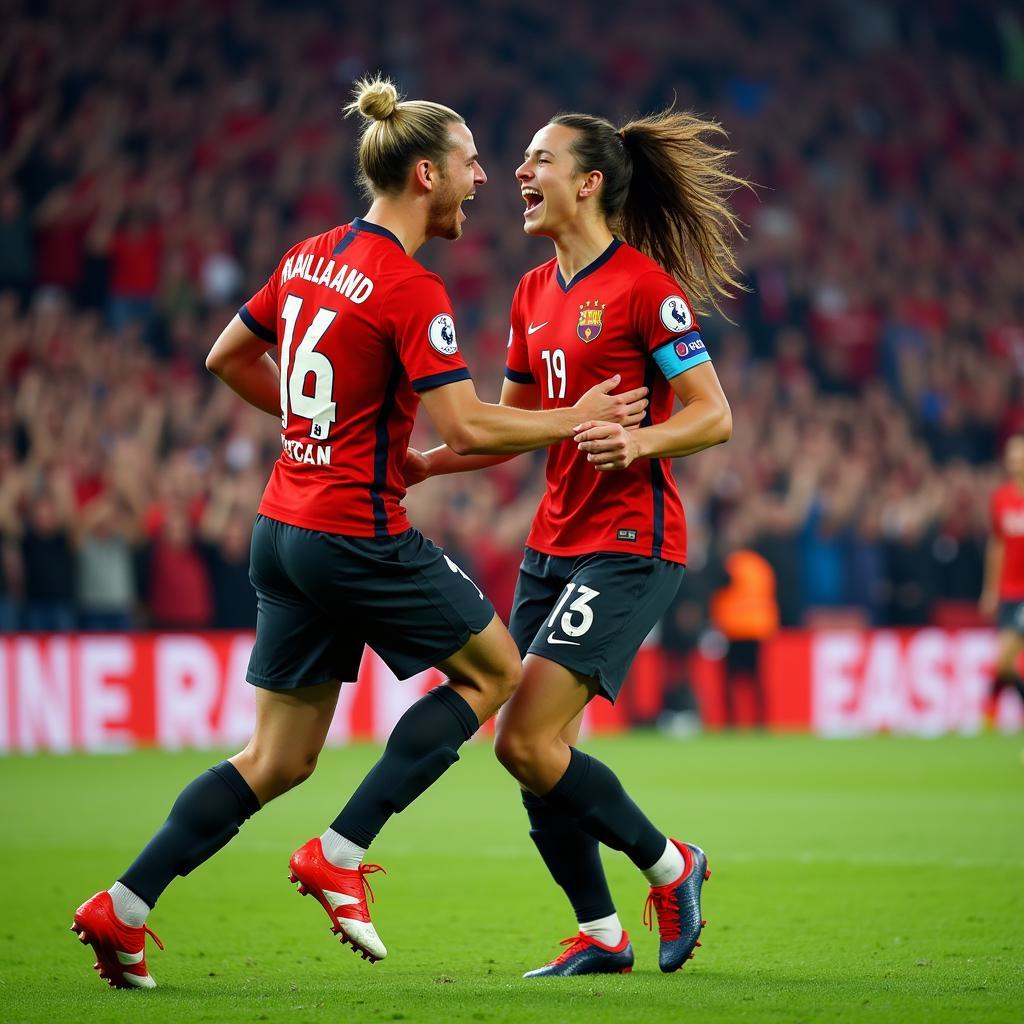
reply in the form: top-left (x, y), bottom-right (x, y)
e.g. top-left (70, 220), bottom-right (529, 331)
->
top-left (70, 76), bottom-right (649, 989)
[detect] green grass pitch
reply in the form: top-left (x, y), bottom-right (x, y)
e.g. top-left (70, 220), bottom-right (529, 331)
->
top-left (1, 733), bottom-right (1022, 1023)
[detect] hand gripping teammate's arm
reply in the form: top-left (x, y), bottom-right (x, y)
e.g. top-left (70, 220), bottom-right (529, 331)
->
top-left (572, 360), bottom-right (732, 471)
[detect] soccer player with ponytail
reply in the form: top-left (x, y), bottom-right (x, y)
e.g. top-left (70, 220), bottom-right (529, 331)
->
top-left (69, 79), bottom-right (648, 989)
top-left (409, 108), bottom-right (746, 976)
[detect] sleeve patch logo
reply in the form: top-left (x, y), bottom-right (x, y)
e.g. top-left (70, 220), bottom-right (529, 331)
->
top-left (675, 335), bottom-right (706, 358)
top-left (428, 314), bottom-right (458, 355)
top-left (660, 295), bottom-right (693, 333)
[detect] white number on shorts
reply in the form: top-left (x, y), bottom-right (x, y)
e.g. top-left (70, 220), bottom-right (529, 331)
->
top-left (279, 294), bottom-right (338, 439)
top-left (546, 583), bottom-right (600, 637)
top-left (444, 554), bottom-right (484, 600)
top-left (540, 348), bottom-right (567, 400)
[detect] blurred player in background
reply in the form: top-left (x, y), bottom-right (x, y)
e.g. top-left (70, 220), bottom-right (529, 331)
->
top-left (407, 108), bottom-right (745, 975)
top-left (70, 76), bottom-right (648, 990)
top-left (980, 434), bottom-right (1024, 712)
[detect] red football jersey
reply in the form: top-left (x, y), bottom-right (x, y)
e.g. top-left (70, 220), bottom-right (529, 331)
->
top-left (505, 241), bottom-right (711, 564)
top-left (990, 481), bottom-right (1024, 599)
top-left (241, 218), bottom-right (471, 536)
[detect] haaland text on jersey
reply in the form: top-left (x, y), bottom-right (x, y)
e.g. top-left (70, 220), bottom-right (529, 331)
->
top-left (280, 254), bottom-right (375, 304)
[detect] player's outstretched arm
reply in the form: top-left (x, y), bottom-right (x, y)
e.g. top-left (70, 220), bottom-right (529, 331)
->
top-left (206, 315), bottom-right (281, 418)
top-left (408, 378), bottom-right (540, 483)
top-left (574, 361), bottom-right (731, 471)
top-left (418, 376), bottom-right (647, 458)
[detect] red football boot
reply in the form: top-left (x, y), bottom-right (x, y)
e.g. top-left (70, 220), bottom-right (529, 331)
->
top-left (71, 891), bottom-right (163, 989)
top-left (288, 838), bottom-right (387, 962)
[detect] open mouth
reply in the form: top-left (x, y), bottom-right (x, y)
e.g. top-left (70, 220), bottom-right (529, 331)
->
top-left (522, 188), bottom-right (544, 215)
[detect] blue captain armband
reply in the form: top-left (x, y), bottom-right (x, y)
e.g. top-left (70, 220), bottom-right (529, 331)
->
top-left (652, 331), bottom-right (711, 380)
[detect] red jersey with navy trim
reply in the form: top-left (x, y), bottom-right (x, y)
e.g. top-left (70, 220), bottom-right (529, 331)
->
top-left (990, 481), bottom-right (1024, 599)
top-left (505, 241), bottom-right (709, 565)
top-left (241, 218), bottom-right (471, 536)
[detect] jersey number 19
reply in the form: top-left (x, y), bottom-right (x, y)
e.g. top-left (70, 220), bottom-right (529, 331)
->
top-left (540, 348), bottom-right (567, 400)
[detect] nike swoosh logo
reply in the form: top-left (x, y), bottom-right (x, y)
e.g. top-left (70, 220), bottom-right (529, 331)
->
top-left (116, 948), bottom-right (145, 965)
top-left (527, 322), bottom-right (548, 335)
top-left (323, 889), bottom-right (362, 911)
top-left (546, 632), bottom-right (581, 646)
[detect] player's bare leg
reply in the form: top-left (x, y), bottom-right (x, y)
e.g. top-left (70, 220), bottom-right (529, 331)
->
top-left (495, 654), bottom-right (594, 792)
top-left (495, 654), bottom-right (707, 974)
top-left (437, 613), bottom-right (524, 722)
top-left (294, 614), bottom-right (521, 962)
top-left (73, 680), bottom-right (341, 989)
top-left (231, 679), bottom-right (343, 803)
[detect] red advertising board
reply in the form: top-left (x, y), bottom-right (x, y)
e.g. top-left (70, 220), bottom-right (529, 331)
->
top-left (0, 629), bottom-right (1019, 753)
top-left (689, 628), bottom-right (1022, 735)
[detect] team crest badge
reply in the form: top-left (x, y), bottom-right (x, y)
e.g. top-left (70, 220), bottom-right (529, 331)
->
top-left (577, 300), bottom-right (606, 342)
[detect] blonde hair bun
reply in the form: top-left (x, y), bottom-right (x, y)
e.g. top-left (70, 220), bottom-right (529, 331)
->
top-left (353, 77), bottom-right (400, 121)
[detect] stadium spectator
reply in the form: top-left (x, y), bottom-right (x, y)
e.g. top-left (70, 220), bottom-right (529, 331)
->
top-left (74, 492), bottom-right (141, 631)
top-left (0, 184), bottom-right (33, 303)
top-left (197, 476), bottom-right (258, 629)
top-left (145, 507), bottom-right (214, 630)
top-left (709, 514), bottom-right (780, 727)
top-left (16, 483), bottom-right (78, 632)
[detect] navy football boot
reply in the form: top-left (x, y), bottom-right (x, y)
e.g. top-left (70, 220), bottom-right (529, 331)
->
top-left (643, 839), bottom-right (710, 972)
top-left (523, 931), bottom-right (634, 977)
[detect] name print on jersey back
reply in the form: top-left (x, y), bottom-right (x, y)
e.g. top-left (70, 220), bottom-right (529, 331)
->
top-left (280, 252), bottom-right (375, 304)
top-left (240, 218), bottom-right (472, 538)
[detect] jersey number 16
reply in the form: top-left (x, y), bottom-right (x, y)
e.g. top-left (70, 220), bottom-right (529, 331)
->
top-left (279, 294), bottom-right (338, 439)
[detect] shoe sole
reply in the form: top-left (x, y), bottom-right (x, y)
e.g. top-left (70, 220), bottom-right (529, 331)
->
top-left (69, 920), bottom-right (155, 989)
top-left (288, 871), bottom-right (382, 963)
top-left (525, 965), bottom-right (633, 978)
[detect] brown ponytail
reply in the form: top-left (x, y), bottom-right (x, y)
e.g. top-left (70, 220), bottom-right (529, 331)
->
top-left (551, 109), bottom-right (750, 317)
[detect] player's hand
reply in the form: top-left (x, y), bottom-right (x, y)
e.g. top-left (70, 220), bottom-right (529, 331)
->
top-left (573, 421), bottom-right (641, 471)
top-left (402, 447), bottom-right (431, 487)
top-left (979, 590), bottom-right (998, 623)
top-left (572, 374), bottom-right (648, 428)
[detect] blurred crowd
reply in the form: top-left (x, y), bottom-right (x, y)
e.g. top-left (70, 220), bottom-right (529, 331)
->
top-left (1, 0), bottom-right (1022, 632)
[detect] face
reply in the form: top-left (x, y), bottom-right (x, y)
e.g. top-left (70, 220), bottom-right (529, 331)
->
top-left (427, 122), bottom-right (487, 240)
top-left (516, 123), bottom-right (590, 237)
top-left (1005, 437), bottom-right (1024, 480)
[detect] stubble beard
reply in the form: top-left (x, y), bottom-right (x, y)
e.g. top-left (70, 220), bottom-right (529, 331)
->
top-left (428, 176), bottom-right (463, 241)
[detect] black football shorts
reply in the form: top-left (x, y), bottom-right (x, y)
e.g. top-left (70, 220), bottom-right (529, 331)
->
top-left (997, 600), bottom-right (1024, 635)
top-left (246, 514), bottom-right (495, 690)
top-left (508, 547), bottom-right (683, 702)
